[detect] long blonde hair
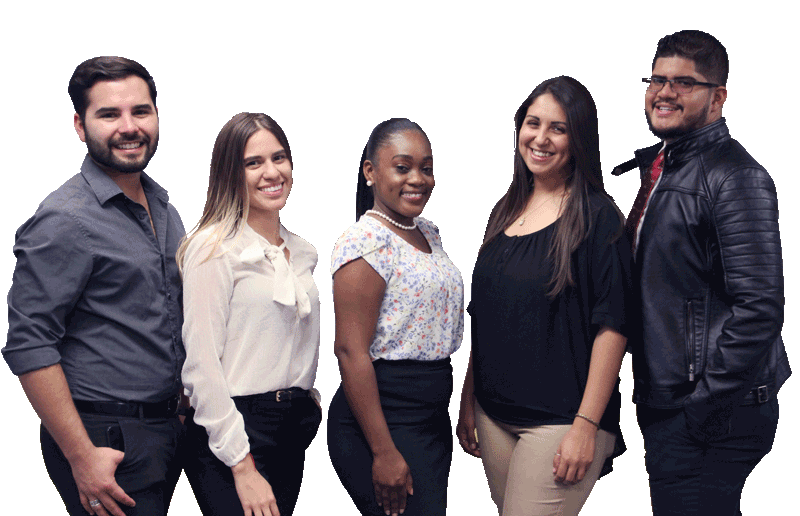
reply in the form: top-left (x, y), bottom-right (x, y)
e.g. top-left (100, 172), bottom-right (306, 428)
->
top-left (177, 113), bottom-right (293, 272)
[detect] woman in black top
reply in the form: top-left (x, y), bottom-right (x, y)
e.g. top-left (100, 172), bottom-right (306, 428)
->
top-left (456, 76), bottom-right (632, 516)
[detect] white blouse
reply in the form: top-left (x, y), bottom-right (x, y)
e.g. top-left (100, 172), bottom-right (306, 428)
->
top-left (331, 216), bottom-right (464, 361)
top-left (182, 223), bottom-right (320, 467)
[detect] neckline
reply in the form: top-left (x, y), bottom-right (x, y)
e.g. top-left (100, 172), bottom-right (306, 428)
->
top-left (363, 215), bottom-right (433, 255)
top-left (503, 218), bottom-right (559, 238)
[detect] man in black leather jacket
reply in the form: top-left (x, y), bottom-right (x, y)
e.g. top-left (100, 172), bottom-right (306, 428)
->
top-left (614, 30), bottom-right (790, 515)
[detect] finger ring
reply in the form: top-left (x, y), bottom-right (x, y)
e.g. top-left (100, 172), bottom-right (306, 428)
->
top-left (89, 499), bottom-right (102, 508)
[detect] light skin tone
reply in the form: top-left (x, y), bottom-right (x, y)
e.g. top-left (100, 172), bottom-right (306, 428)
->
top-left (333, 130), bottom-right (433, 515)
top-left (74, 75), bottom-right (160, 235)
top-left (19, 75), bottom-right (162, 516)
top-left (506, 93), bottom-right (570, 236)
top-left (456, 93), bottom-right (628, 484)
top-left (228, 128), bottom-right (295, 516)
top-left (645, 56), bottom-right (727, 143)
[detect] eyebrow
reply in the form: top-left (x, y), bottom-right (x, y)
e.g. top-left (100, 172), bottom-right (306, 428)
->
top-left (652, 75), bottom-right (698, 81)
top-left (526, 115), bottom-right (567, 126)
top-left (92, 104), bottom-right (154, 116)
top-left (392, 154), bottom-right (433, 160)
top-left (243, 149), bottom-right (286, 162)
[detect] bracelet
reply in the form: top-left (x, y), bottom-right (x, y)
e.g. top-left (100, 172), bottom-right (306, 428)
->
top-left (575, 413), bottom-right (600, 429)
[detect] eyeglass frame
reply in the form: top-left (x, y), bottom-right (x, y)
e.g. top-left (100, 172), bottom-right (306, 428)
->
top-left (642, 76), bottom-right (721, 94)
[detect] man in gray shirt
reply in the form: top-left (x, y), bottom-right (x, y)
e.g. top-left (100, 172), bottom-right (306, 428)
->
top-left (3, 56), bottom-right (185, 516)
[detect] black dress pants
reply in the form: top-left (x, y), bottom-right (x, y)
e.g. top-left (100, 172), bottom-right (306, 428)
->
top-left (328, 359), bottom-right (453, 516)
top-left (41, 413), bottom-right (183, 516)
top-left (183, 392), bottom-right (322, 516)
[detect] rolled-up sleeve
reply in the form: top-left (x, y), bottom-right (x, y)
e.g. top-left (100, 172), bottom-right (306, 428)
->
top-left (4, 207), bottom-right (93, 375)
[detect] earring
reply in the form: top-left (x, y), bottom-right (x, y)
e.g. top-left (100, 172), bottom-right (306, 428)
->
top-left (366, 180), bottom-right (373, 187)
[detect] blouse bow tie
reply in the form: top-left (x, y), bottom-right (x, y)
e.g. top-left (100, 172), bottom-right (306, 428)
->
top-left (239, 240), bottom-right (312, 318)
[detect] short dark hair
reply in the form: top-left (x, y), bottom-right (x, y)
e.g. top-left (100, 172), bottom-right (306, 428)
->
top-left (355, 118), bottom-right (429, 220)
top-left (652, 30), bottom-right (729, 85)
top-left (68, 56), bottom-right (157, 120)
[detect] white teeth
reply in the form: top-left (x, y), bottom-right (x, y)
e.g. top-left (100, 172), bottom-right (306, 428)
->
top-left (259, 184), bottom-right (282, 192)
top-left (116, 142), bottom-right (142, 149)
top-left (531, 150), bottom-right (553, 157)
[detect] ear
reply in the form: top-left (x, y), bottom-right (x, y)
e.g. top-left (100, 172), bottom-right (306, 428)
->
top-left (74, 113), bottom-right (87, 143)
top-left (710, 86), bottom-right (727, 115)
top-left (363, 160), bottom-right (375, 185)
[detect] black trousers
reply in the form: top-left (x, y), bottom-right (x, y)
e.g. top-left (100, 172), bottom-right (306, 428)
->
top-left (637, 397), bottom-right (779, 516)
top-left (41, 413), bottom-right (184, 516)
top-left (183, 392), bottom-right (322, 516)
top-left (328, 358), bottom-right (453, 516)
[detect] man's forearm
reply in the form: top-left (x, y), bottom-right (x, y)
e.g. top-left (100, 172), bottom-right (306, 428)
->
top-left (19, 363), bottom-right (94, 464)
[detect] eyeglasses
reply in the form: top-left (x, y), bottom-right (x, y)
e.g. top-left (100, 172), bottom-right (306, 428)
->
top-left (642, 77), bottom-right (720, 94)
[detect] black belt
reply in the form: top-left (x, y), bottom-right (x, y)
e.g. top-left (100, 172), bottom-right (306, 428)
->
top-left (234, 387), bottom-right (312, 405)
top-left (74, 396), bottom-right (180, 418)
top-left (271, 388), bottom-right (311, 402)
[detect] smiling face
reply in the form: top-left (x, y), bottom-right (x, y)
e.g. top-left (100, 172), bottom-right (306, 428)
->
top-left (244, 128), bottom-right (292, 221)
top-left (74, 75), bottom-right (159, 174)
top-left (645, 56), bottom-right (726, 142)
top-left (363, 130), bottom-right (434, 226)
top-left (518, 92), bottom-right (571, 184)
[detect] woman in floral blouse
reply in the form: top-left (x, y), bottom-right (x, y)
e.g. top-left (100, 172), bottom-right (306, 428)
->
top-left (327, 118), bottom-right (464, 516)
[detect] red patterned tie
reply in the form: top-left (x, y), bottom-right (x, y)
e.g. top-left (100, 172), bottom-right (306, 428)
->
top-left (625, 151), bottom-right (664, 250)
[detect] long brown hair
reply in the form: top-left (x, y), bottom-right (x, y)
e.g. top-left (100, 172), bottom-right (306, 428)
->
top-left (177, 112), bottom-right (293, 271)
top-left (481, 76), bottom-right (619, 298)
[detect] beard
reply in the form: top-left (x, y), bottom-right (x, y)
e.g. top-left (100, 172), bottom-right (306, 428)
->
top-left (645, 101), bottom-right (710, 141)
top-left (85, 129), bottom-right (159, 174)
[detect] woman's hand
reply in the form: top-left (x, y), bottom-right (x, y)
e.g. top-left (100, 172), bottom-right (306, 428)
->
top-left (372, 448), bottom-right (413, 516)
top-left (456, 392), bottom-right (481, 457)
top-left (231, 454), bottom-right (280, 516)
top-left (552, 418), bottom-right (597, 485)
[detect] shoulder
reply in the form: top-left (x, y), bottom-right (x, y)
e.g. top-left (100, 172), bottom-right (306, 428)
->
top-left (416, 217), bottom-right (444, 247)
top-left (587, 191), bottom-right (624, 229)
top-left (16, 174), bottom-right (94, 244)
top-left (183, 224), bottom-right (234, 270)
top-left (704, 138), bottom-right (773, 187)
top-left (331, 217), bottom-right (394, 275)
top-left (282, 226), bottom-right (318, 263)
top-left (333, 217), bottom-right (393, 251)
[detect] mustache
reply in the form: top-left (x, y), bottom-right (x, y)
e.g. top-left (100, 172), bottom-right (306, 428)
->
top-left (111, 134), bottom-right (150, 145)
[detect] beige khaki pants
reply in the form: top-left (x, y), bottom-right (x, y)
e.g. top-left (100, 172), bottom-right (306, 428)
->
top-left (475, 401), bottom-right (616, 516)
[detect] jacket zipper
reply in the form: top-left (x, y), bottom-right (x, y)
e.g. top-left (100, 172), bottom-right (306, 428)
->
top-left (687, 300), bottom-right (695, 381)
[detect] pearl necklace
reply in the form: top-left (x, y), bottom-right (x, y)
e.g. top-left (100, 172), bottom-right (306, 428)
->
top-left (365, 209), bottom-right (417, 230)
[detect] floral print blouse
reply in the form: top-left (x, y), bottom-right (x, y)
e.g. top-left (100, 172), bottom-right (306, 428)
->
top-left (331, 215), bottom-right (464, 361)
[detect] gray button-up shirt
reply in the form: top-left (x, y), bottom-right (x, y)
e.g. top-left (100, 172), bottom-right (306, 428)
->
top-left (4, 155), bottom-right (186, 403)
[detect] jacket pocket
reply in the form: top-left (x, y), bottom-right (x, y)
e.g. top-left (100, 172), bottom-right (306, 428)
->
top-left (685, 299), bottom-right (707, 381)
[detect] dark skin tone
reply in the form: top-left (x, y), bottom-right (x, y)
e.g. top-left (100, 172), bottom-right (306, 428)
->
top-left (333, 130), bottom-right (434, 515)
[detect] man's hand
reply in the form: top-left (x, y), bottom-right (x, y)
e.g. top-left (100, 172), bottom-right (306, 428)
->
top-left (19, 365), bottom-right (135, 516)
top-left (72, 446), bottom-right (135, 516)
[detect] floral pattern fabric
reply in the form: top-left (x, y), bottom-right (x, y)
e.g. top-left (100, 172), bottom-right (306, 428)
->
top-left (331, 216), bottom-right (464, 361)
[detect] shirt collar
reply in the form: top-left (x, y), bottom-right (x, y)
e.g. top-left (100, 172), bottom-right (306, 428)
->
top-left (79, 154), bottom-right (169, 206)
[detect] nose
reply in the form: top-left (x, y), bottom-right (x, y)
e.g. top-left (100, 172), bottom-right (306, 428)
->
top-left (407, 167), bottom-right (425, 184)
top-left (118, 112), bottom-right (139, 135)
top-left (657, 80), bottom-right (678, 98)
top-left (262, 160), bottom-right (282, 179)
top-left (533, 127), bottom-right (549, 146)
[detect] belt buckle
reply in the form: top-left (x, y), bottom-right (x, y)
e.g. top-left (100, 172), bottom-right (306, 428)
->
top-left (275, 390), bottom-right (291, 402)
top-left (757, 385), bottom-right (769, 404)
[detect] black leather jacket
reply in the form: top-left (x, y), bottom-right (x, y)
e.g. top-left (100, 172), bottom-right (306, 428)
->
top-left (617, 119), bottom-right (790, 436)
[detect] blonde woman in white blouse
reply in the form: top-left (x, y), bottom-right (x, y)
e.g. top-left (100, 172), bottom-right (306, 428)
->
top-left (178, 113), bottom-right (321, 516)
top-left (327, 119), bottom-right (464, 516)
